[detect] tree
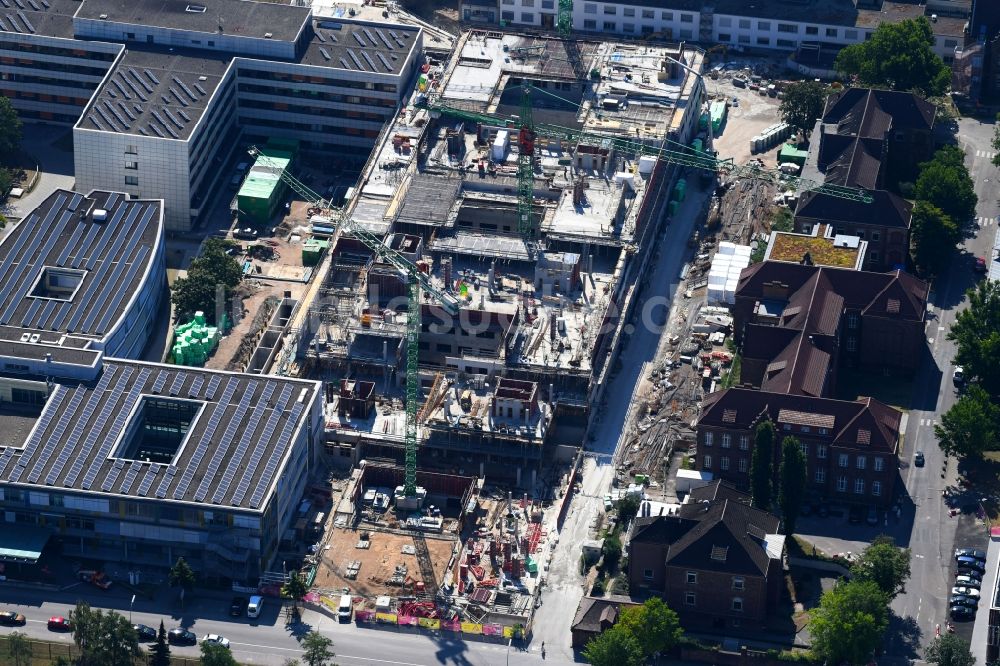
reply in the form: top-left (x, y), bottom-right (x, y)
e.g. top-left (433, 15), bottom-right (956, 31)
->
top-left (910, 201), bottom-right (960, 274)
top-left (948, 279), bottom-right (1000, 397)
top-left (834, 17), bottom-right (950, 95)
top-left (935, 385), bottom-right (1000, 459)
top-left (0, 96), bottom-right (23, 163)
top-left (200, 641), bottom-right (240, 666)
top-left (925, 633), bottom-right (975, 666)
top-left (191, 239), bottom-right (244, 289)
top-left (282, 660), bottom-right (303, 666)
top-left (750, 420), bottom-right (774, 509)
top-left (300, 631), bottom-right (337, 666)
top-left (616, 494), bottom-right (641, 523)
top-left (7, 631), bottom-right (32, 666)
top-left (851, 535), bottom-right (912, 599)
top-left (93, 611), bottom-right (139, 666)
top-left (70, 601), bottom-right (98, 657)
top-left (282, 572), bottom-right (310, 612)
top-left (615, 598), bottom-right (682, 659)
top-left (779, 81), bottom-right (827, 135)
top-left (171, 239), bottom-right (243, 322)
top-left (915, 147), bottom-right (978, 224)
top-left (601, 533), bottom-right (622, 571)
top-left (582, 624), bottom-right (644, 666)
top-left (169, 557), bottom-right (196, 609)
top-left (779, 436), bottom-right (807, 536)
top-left (0, 167), bottom-right (15, 197)
top-left (992, 114), bottom-right (1000, 169)
top-left (149, 620), bottom-right (171, 666)
top-left (809, 579), bottom-right (889, 666)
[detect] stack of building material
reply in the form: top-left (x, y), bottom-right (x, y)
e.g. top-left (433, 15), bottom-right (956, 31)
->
top-left (171, 311), bottom-right (220, 366)
top-left (707, 242), bottom-right (752, 305)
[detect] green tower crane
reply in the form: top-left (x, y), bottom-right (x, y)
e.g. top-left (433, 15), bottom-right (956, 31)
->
top-left (248, 147), bottom-right (461, 499)
top-left (557, 0), bottom-right (573, 37)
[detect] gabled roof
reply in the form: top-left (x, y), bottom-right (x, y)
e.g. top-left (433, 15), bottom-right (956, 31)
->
top-left (796, 190), bottom-right (912, 230)
top-left (571, 596), bottom-right (638, 634)
top-left (818, 135), bottom-right (885, 189)
top-left (698, 388), bottom-right (901, 455)
top-left (665, 499), bottom-right (782, 577)
top-left (822, 88), bottom-right (936, 137)
top-left (688, 479), bottom-right (751, 504)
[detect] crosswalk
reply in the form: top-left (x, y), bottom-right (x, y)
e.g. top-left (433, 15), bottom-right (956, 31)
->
top-left (975, 149), bottom-right (997, 159)
top-left (977, 216), bottom-right (995, 228)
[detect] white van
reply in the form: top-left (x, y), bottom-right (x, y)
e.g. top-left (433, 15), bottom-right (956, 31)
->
top-left (337, 594), bottom-right (353, 622)
top-left (247, 595), bottom-right (264, 619)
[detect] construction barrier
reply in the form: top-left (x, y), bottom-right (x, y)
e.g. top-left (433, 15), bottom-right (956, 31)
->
top-left (418, 617), bottom-right (441, 630)
top-left (376, 612), bottom-right (398, 624)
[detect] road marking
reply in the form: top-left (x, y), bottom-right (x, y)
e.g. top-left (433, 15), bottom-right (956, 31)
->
top-left (232, 642), bottom-right (302, 654)
top-left (978, 150), bottom-right (997, 159)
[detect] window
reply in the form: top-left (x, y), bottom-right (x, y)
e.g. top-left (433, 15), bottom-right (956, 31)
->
top-left (758, 21), bottom-right (771, 30)
top-left (838, 453), bottom-right (848, 468)
top-left (819, 428), bottom-right (829, 436)
top-left (817, 444), bottom-right (827, 459)
top-left (685, 592), bottom-right (696, 605)
top-left (583, 19), bottom-right (596, 28)
top-left (738, 34), bottom-right (750, 43)
top-left (124, 175), bottom-right (139, 186)
top-left (679, 29), bottom-right (692, 38)
top-left (680, 13), bottom-right (693, 23)
top-left (642, 9), bottom-right (654, 18)
top-left (846, 337), bottom-right (857, 352)
top-left (721, 434), bottom-right (731, 449)
top-left (603, 21), bottom-right (616, 30)
top-left (733, 577), bottom-right (745, 591)
top-left (502, 10), bottom-right (515, 20)
top-left (542, 0), bottom-right (554, 7)
top-left (623, 7), bottom-right (634, 16)
top-left (662, 11), bottom-right (672, 20)
top-left (603, 5), bottom-right (616, 14)
top-left (125, 161), bottom-right (138, 170)
top-left (805, 26), bottom-right (818, 35)
top-left (704, 432), bottom-right (714, 447)
top-left (845, 29), bottom-right (858, 40)
top-left (704, 455), bottom-right (712, 469)
top-left (719, 17), bottom-right (732, 27)
top-left (783, 424), bottom-right (791, 431)
top-left (856, 230), bottom-right (866, 240)
top-left (874, 457), bottom-right (884, 472)
top-left (870, 251), bottom-right (879, 262)
top-left (873, 481), bottom-right (882, 496)
top-left (777, 23), bottom-right (796, 33)
top-left (801, 426), bottom-right (811, 433)
top-left (732, 597), bottom-right (744, 612)
top-left (945, 39), bottom-right (958, 48)
top-left (815, 468), bottom-right (826, 483)
top-left (739, 435), bottom-right (749, 450)
top-left (125, 144), bottom-right (138, 155)
top-left (583, 2), bottom-right (596, 12)
top-left (837, 476), bottom-right (847, 492)
top-left (687, 571), bottom-right (698, 584)
top-left (739, 18), bottom-right (751, 29)
top-left (623, 23), bottom-right (636, 32)
top-left (847, 313), bottom-right (859, 329)
top-left (856, 456), bottom-right (866, 470)
top-left (800, 441), bottom-right (809, 456)
top-left (757, 37), bottom-right (770, 45)
top-left (872, 231), bottom-right (881, 242)
top-left (776, 39), bottom-right (795, 48)
top-left (521, 12), bottom-right (534, 21)
top-left (521, 0), bottom-right (534, 6)
top-left (854, 478), bottom-right (865, 494)
top-left (644, 568), bottom-right (654, 580)
top-left (826, 28), bottom-right (838, 37)
top-left (642, 25), bottom-right (654, 33)
top-left (738, 458), bottom-right (748, 473)
top-left (719, 33), bottom-right (732, 42)
top-left (720, 457), bottom-right (730, 471)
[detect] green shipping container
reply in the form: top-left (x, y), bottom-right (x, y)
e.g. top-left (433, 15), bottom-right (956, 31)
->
top-left (778, 143), bottom-right (809, 166)
top-left (710, 100), bottom-right (727, 134)
top-left (237, 148), bottom-right (295, 226)
top-left (668, 200), bottom-right (680, 217)
top-left (692, 138), bottom-right (703, 154)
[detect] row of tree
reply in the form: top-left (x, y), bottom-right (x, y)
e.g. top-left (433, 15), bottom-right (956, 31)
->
top-left (749, 421), bottom-right (807, 535)
top-left (911, 145), bottom-right (978, 275)
top-left (171, 238), bottom-right (245, 324)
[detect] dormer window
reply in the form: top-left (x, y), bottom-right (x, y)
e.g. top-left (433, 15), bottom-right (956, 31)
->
top-left (186, 4), bottom-right (207, 12)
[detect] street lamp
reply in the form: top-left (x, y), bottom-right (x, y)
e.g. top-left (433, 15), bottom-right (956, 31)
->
top-left (130, 594), bottom-right (136, 624)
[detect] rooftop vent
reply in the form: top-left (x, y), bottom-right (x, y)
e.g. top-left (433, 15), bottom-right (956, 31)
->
top-left (264, 32), bottom-right (272, 38)
top-left (92, 208), bottom-right (108, 222)
top-left (185, 4), bottom-right (207, 12)
top-left (98, 13), bottom-right (107, 19)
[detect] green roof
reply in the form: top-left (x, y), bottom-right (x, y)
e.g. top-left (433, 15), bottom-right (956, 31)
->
top-left (0, 525), bottom-right (51, 563)
top-left (238, 149), bottom-right (293, 201)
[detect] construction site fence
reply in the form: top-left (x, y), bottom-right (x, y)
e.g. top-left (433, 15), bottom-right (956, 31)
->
top-left (556, 448), bottom-right (585, 530)
top-left (354, 609), bottom-right (523, 639)
top-left (0, 634), bottom-right (200, 665)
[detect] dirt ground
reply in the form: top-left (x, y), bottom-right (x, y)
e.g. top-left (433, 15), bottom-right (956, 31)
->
top-left (314, 528), bottom-right (457, 597)
top-left (709, 73), bottom-right (785, 168)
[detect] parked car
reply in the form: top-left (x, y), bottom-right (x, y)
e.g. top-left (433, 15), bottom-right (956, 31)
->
top-left (957, 556), bottom-right (986, 573)
top-left (975, 257), bottom-right (988, 273)
top-left (956, 575), bottom-right (982, 589)
top-left (230, 596), bottom-right (248, 617)
top-left (866, 506), bottom-right (879, 526)
top-left (849, 506), bottom-right (863, 524)
top-left (914, 451), bottom-right (925, 467)
top-left (957, 568), bottom-right (983, 581)
top-left (951, 605), bottom-right (976, 621)
top-left (953, 366), bottom-right (965, 386)
top-left (168, 628), bottom-right (197, 645)
top-left (134, 624), bottom-right (157, 641)
top-left (48, 616), bottom-right (72, 631)
top-left (953, 586), bottom-right (981, 599)
top-left (950, 594), bottom-right (979, 608)
top-left (0, 611), bottom-right (25, 626)
top-left (955, 548), bottom-right (987, 561)
top-left (202, 634), bottom-right (231, 649)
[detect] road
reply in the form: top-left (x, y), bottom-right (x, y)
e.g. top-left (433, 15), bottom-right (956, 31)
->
top-left (530, 177), bottom-right (707, 661)
top-left (884, 117), bottom-right (999, 660)
top-left (0, 584), bottom-right (564, 666)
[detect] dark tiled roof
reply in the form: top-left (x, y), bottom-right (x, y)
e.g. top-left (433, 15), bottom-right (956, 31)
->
top-left (571, 596), bottom-right (637, 634)
top-left (823, 88), bottom-right (936, 136)
top-left (688, 479), bottom-right (751, 504)
top-left (699, 388), bottom-right (901, 455)
top-left (796, 190), bottom-right (912, 230)
top-left (667, 499), bottom-right (781, 576)
top-left (817, 134), bottom-right (886, 189)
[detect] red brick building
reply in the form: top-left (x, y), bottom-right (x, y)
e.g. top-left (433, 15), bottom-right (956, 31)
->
top-left (626, 483), bottom-right (783, 631)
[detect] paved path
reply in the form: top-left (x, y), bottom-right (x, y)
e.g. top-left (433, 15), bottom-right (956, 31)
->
top-left (2, 123), bottom-right (75, 220)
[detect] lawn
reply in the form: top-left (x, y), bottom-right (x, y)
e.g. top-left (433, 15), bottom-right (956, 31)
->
top-left (835, 368), bottom-right (914, 411)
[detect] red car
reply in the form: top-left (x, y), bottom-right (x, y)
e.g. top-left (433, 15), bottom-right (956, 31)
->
top-left (48, 616), bottom-right (72, 631)
top-left (975, 257), bottom-right (988, 273)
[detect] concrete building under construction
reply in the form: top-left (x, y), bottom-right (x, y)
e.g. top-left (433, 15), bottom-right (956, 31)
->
top-left (301, 30), bottom-right (706, 486)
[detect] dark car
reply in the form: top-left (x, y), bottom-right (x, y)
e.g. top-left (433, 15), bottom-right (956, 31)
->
top-left (950, 594), bottom-right (979, 608)
top-left (866, 506), bottom-right (879, 526)
top-left (849, 506), bottom-right (863, 524)
top-left (957, 568), bottom-right (983, 582)
top-left (914, 451), bottom-right (925, 467)
top-left (975, 257), bottom-right (988, 273)
top-left (957, 556), bottom-right (986, 573)
top-left (956, 548), bottom-right (987, 561)
top-left (168, 628), bottom-right (197, 645)
top-left (951, 605), bottom-right (976, 621)
top-left (48, 616), bottom-right (72, 631)
top-left (230, 596), bottom-right (248, 617)
top-left (134, 624), bottom-right (156, 641)
top-left (0, 610), bottom-right (26, 626)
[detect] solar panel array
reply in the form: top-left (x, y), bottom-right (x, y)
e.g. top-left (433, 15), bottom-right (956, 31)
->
top-left (311, 23), bottom-right (411, 73)
top-left (231, 384), bottom-right (292, 506)
top-left (80, 367), bottom-right (152, 490)
top-left (137, 463), bottom-right (161, 497)
top-left (6, 385), bottom-right (66, 483)
top-left (193, 379), bottom-right (260, 502)
top-left (250, 401), bottom-right (305, 509)
top-left (211, 381), bottom-right (277, 504)
top-left (172, 377), bottom-right (238, 500)
top-left (102, 458), bottom-right (126, 492)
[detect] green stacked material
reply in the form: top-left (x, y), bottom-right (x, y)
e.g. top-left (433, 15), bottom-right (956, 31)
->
top-left (698, 111), bottom-right (709, 131)
top-left (526, 556), bottom-right (538, 574)
top-left (691, 138), bottom-right (703, 154)
top-left (302, 238), bottom-right (329, 266)
top-left (668, 200), bottom-right (680, 217)
top-left (237, 147), bottom-right (295, 226)
top-left (778, 143), bottom-right (809, 166)
top-left (171, 311), bottom-right (221, 367)
top-left (673, 178), bottom-right (687, 202)
top-left (710, 100), bottom-right (727, 134)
